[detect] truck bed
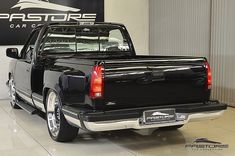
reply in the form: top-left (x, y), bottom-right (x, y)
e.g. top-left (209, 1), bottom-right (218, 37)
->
top-left (104, 56), bottom-right (209, 110)
top-left (56, 55), bottom-right (209, 110)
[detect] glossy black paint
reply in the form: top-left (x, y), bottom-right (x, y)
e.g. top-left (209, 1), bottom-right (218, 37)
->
top-left (6, 48), bottom-right (20, 59)
top-left (103, 56), bottom-right (210, 110)
top-left (6, 23), bottom-right (224, 115)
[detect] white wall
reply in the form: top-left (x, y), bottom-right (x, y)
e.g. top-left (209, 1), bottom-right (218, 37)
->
top-left (210, 0), bottom-right (235, 106)
top-left (149, 0), bottom-right (235, 106)
top-left (0, 46), bottom-right (22, 99)
top-left (149, 0), bottom-right (211, 58)
top-left (105, 0), bottom-right (149, 55)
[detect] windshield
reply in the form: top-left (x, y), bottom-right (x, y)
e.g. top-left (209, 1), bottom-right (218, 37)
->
top-left (41, 26), bottom-right (131, 54)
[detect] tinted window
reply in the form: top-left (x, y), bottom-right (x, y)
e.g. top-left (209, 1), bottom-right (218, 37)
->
top-left (22, 30), bottom-right (40, 61)
top-left (42, 26), bottom-right (130, 54)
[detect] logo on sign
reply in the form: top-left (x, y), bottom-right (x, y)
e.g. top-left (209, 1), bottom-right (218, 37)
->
top-left (0, 0), bottom-right (104, 45)
top-left (12, 0), bottom-right (80, 12)
top-left (0, 0), bottom-right (97, 29)
top-left (185, 138), bottom-right (229, 151)
top-left (152, 112), bottom-right (170, 116)
top-left (145, 110), bottom-right (175, 122)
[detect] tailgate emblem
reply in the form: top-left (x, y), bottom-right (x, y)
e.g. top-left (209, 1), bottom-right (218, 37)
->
top-left (106, 102), bottom-right (116, 106)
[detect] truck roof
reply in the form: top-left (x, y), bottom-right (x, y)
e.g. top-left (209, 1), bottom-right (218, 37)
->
top-left (35, 22), bottom-right (125, 30)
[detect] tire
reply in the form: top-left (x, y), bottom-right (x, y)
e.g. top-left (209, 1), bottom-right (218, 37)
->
top-left (159, 125), bottom-right (184, 131)
top-left (46, 89), bottom-right (79, 142)
top-left (8, 76), bottom-right (20, 109)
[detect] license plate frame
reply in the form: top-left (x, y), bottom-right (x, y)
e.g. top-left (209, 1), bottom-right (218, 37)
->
top-left (143, 109), bottom-right (176, 125)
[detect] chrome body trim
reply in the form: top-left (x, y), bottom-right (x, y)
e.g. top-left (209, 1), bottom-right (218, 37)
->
top-left (32, 94), bottom-right (45, 113)
top-left (32, 95), bottom-right (43, 101)
top-left (62, 109), bottom-right (78, 117)
top-left (64, 115), bottom-right (82, 128)
top-left (17, 90), bottom-right (33, 104)
top-left (65, 110), bottom-right (225, 132)
top-left (33, 99), bottom-right (46, 113)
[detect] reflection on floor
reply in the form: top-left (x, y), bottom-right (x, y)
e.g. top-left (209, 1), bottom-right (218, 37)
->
top-left (0, 100), bottom-right (234, 156)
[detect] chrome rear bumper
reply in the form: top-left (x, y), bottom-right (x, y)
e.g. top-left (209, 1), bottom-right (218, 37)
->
top-left (64, 110), bottom-right (225, 132)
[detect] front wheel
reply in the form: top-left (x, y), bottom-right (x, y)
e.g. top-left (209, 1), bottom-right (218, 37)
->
top-left (46, 90), bottom-right (79, 142)
top-left (8, 76), bottom-right (20, 109)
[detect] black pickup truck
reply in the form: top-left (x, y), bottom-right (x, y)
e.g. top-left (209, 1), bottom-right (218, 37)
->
top-left (6, 22), bottom-right (227, 142)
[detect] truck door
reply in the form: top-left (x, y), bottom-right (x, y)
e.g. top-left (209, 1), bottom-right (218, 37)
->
top-left (14, 29), bottom-right (40, 105)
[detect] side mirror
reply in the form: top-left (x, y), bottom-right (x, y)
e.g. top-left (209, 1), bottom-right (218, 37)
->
top-left (6, 48), bottom-right (20, 59)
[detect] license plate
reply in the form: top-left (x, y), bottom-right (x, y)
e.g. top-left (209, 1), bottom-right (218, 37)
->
top-left (143, 109), bottom-right (176, 124)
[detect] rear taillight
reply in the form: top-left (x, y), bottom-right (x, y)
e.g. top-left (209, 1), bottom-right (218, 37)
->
top-left (205, 61), bottom-right (212, 89)
top-left (89, 65), bottom-right (104, 99)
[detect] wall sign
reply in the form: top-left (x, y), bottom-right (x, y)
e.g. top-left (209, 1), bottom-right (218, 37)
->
top-left (0, 0), bottom-right (104, 45)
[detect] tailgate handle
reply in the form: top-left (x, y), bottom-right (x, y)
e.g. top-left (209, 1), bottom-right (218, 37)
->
top-left (136, 71), bottom-right (164, 84)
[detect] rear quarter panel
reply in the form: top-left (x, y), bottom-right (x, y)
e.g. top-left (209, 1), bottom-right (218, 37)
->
top-left (43, 62), bottom-right (93, 108)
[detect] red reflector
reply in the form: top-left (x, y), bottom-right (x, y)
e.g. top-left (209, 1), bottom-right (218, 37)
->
top-left (89, 65), bottom-right (104, 99)
top-left (205, 61), bottom-right (212, 89)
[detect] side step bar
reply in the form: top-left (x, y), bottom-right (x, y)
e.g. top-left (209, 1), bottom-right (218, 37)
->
top-left (16, 100), bottom-right (37, 115)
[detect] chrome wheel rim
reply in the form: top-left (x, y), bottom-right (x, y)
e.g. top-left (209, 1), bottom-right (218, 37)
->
top-left (47, 91), bottom-right (61, 137)
top-left (9, 78), bottom-right (16, 105)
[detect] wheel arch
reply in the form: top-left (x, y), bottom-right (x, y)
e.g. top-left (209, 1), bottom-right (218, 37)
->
top-left (43, 69), bottom-right (65, 105)
top-left (43, 85), bottom-right (65, 108)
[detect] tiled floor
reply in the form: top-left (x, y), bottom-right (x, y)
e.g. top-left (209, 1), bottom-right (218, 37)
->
top-left (0, 100), bottom-right (234, 156)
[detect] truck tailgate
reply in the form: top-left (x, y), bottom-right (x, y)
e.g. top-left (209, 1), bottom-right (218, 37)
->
top-left (103, 56), bottom-right (210, 110)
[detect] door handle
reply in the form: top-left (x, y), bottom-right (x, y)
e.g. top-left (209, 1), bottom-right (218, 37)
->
top-left (26, 69), bottom-right (30, 72)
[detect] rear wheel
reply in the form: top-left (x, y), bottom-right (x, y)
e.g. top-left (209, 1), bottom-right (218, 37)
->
top-left (46, 90), bottom-right (79, 142)
top-left (9, 77), bottom-right (20, 109)
top-left (159, 125), bottom-right (184, 131)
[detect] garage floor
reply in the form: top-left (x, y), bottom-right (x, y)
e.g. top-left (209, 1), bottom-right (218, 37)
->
top-left (0, 100), bottom-right (234, 156)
